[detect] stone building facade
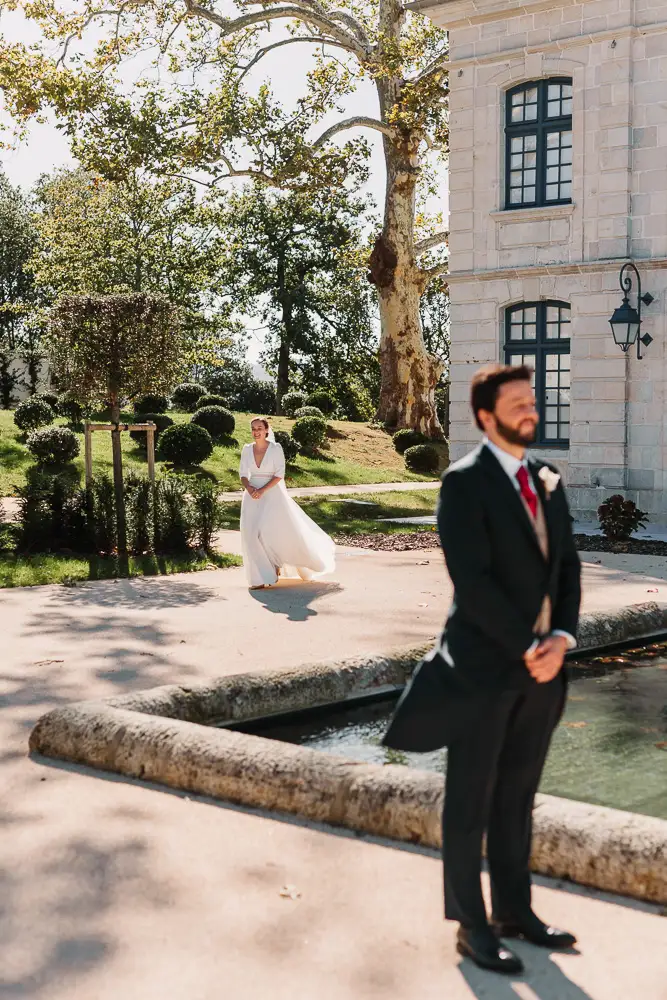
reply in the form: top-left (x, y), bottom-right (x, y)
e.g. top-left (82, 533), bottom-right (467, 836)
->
top-left (416, 0), bottom-right (667, 523)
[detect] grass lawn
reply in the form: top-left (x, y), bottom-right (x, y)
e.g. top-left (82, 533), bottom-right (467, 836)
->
top-left (0, 409), bottom-right (447, 497)
top-left (0, 549), bottom-right (242, 589)
top-left (219, 489), bottom-right (439, 536)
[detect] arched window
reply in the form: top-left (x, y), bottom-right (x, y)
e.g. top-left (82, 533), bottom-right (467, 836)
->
top-left (504, 302), bottom-right (571, 446)
top-left (505, 79), bottom-right (573, 208)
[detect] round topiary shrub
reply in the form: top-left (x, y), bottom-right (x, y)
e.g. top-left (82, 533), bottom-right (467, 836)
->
top-left (404, 443), bottom-right (439, 474)
top-left (157, 422), bottom-right (214, 466)
top-left (191, 405), bottom-right (235, 440)
top-left (273, 429), bottom-right (300, 464)
top-left (294, 405), bottom-right (325, 420)
top-left (26, 426), bottom-right (80, 465)
top-left (129, 413), bottom-right (174, 448)
top-left (291, 414), bottom-right (327, 451)
top-left (281, 390), bottom-right (307, 417)
top-left (171, 382), bottom-right (206, 412)
top-left (134, 393), bottom-right (170, 414)
top-left (14, 397), bottom-right (55, 432)
top-left (34, 392), bottom-right (59, 410)
top-left (306, 389), bottom-right (336, 415)
top-left (393, 428), bottom-right (428, 455)
top-left (57, 393), bottom-right (84, 425)
top-left (198, 394), bottom-right (228, 410)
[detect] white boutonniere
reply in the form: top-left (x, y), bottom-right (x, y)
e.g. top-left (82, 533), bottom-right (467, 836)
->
top-left (538, 466), bottom-right (561, 498)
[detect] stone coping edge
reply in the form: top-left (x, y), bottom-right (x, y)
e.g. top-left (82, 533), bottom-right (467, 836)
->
top-left (29, 602), bottom-right (667, 905)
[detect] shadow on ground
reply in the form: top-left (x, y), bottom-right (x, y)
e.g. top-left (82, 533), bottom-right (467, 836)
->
top-left (249, 580), bottom-right (343, 622)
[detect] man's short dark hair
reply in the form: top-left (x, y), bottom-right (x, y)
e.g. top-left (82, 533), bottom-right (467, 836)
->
top-left (470, 364), bottom-right (534, 431)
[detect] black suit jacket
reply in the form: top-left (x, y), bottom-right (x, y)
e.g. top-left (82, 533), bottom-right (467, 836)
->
top-left (383, 443), bottom-right (582, 751)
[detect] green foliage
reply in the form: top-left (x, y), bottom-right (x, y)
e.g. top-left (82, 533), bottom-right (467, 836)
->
top-left (129, 412), bottom-right (173, 448)
top-left (124, 472), bottom-right (153, 554)
top-left (598, 495), bottom-right (649, 542)
top-left (198, 393), bottom-right (227, 410)
top-left (191, 405), bottom-right (235, 441)
top-left (154, 476), bottom-right (192, 553)
top-left (204, 360), bottom-right (276, 414)
top-left (292, 415), bottom-right (327, 452)
top-left (273, 429), bottom-right (299, 465)
top-left (306, 390), bottom-right (336, 415)
top-left (281, 391), bottom-right (307, 417)
top-left (134, 392), bottom-right (169, 414)
top-left (56, 392), bottom-right (84, 425)
top-left (294, 405), bottom-right (325, 420)
top-left (393, 429), bottom-right (428, 455)
top-left (404, 444), bottom-right (439, 474)
top-left (337, 378), bottom-right (375, 422)
top-left (14, 471), bottom-right (90, 553)
top-left (157, 422), bottom-right (213, 466)
top-left (27, 426), bottom-right (80, 464)
top-left (190, 478), bottom-right (225, 551)
top-left (171, 382), bottom-right (205, 412)
top-left (14, 396), bottom-right (55, 431)
top-left (88, 474), bottom-right (116, 554)
top-left (33, 392), bottom-right (59, 409)
top-left (47, 292), bottom-right (183, 415)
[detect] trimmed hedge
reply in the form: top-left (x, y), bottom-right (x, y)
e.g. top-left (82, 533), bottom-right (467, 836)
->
top-left (129, 413), bottom-right (174, 448)
top-left (198, 394), bottom-right (228, 410)
top-left (294, 405), bottom-right (325, 420)
top-left (273, 429), bottom-right (300, 464)
top-left (291, 415), bottom-right (327, 451)
top-left (27, 426), bottom-right (80, 465)
top-left (57, 393), bottom-right (85, 425)
top-left (306, 389), bottom-right (336, 414)
top-left (404, 443), bottom-right (439, 474)
top-left (191, 405), bottom-right (235, 440)
top-left (157, 423), bottom-right (214, 466)
top-left (134, 393), bottom-right (170, 414)
top-left (35, 392), bottom-right (59, 410)
top-left (393, 428), bottom-right (428, 455)
top-left (171, 382), bottom-right (206, 412)
top-left (14, 397), bottom-right (55, 432)
top-left (281, 390), bottom-right (307, 417)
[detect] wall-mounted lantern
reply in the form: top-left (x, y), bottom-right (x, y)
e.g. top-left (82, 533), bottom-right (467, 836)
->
top-left (609, 261), bottom-right (654, 359)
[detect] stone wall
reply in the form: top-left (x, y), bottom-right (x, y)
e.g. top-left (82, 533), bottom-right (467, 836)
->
top-left (422, 0), bottom-right (667, 522)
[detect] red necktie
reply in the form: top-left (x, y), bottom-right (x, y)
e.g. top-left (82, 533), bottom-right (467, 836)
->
top-left (516, 465), bottom-right (537, 519)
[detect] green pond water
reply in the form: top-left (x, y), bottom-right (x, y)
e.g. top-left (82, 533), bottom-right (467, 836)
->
top-left (247, 657), bottom-right (667, 820)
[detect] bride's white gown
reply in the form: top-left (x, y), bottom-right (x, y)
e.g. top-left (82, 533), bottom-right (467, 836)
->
top-left (239, 441), bottom-right (336, 587)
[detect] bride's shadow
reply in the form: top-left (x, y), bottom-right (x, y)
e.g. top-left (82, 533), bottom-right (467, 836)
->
top-left (249, 580), bottom-right (342, 621)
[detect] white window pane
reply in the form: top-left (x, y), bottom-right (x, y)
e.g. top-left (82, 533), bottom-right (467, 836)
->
top-left (525, 135), bottom-right (537, 151)
top-left (547, 101), bottom-right (560, 118)
top-left (510, 170), bottom-right (523, 186)
top-left (561, 146), bottom-right (573, 165)
top-left (548, 84), bottom-right (561, 100)
top-left (524, 186), bottom-right (536, 201)
top-left (546, 324), bottom-right (559, 339)
top-left (545, 184), bottom-right (559, 201)
top-left (524, 169), bottom-right (536, 185)
top-left (561, 164), bottom-right (573, 182)
top-left (511, 136), bottom-right (523, 152)
top-left (546, 166), bottom-right (560, 183)
top-left (525, 104), bottom-right (538, 121)
top-left (559, 423), bottom-right (569, 439)
top-left (524, 151), bottom-right (537, 167)
top-left (547, 149), bottom-right (559, 166)
top-left (545, 389), bottom-right (558, 404)
top-left (510, 189), bottom-right (522, 203)
top-left (526, 87), bottom-right (538, 104)
top-left (562, 98), bottom-right (573, 116)
top-left (544, 424), bottom-right (559, 440)
top-left (523, 326), bottom-right (537, 340)
top-left (561, 131), bottom-right (573, 148)
top-left (512, 90), bottom-right (524, 106)
top-left (545, 372), bottom-right (558, 387)
top-left (559, 389), bottom-right (571, 404)
top-left (561, 182), bottom-right (572, 199)
top-left (547, 132), bottom-right (560, 148)
top-left (563, 84), bottom-right (572, 99)
top-left (547, 306), bottom-right (559, 322)
top-left (511, 153), bottom-right (523, 168)
top-left (511, 105), bottom-right (524, 122)
top-left (525, 307), bottom-right (537, 323)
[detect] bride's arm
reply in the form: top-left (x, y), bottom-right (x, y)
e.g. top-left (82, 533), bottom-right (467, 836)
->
top-left (254, 444), bottom-right (285, 497)
top-left (239, 447), bottom-right (260, 497)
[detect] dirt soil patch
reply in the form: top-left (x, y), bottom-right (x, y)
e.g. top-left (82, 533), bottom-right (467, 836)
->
top-left (335, 531), bottom-right (441, 551)
top-left (573, 534), bottom-right (667, 557)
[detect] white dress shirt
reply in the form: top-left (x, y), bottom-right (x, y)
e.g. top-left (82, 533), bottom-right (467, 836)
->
top-left (483, 437), bottom-right (576, 652)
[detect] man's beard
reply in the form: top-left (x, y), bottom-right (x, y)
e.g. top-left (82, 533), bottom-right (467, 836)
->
top-left (495, 416), bottom-right (537, 447)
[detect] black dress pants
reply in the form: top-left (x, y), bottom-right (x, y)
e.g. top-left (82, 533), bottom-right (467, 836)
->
top-left (442, 673), bottom-right (566, 928)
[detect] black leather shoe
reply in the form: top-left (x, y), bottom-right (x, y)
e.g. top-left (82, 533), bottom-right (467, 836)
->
top-left (456, 926), bottom-right (524, 975)
top-left (492, 914), bottom-right (576, 950)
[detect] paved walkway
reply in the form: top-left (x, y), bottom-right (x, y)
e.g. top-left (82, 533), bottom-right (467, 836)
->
top-left (2, 538), bottom-right (666, 998)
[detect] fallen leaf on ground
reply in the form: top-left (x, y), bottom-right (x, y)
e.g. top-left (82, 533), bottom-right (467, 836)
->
top-left (279, 885), bottom-right (302, 900)
top-left (655, 742), bottom-right (667, 750)
top-left (647, 588), bottom-right (659, 593)
top-left (562, 721), bottom-right (588, 728)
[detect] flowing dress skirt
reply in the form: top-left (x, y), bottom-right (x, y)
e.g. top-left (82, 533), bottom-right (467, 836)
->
top-left (240, 473), bottom-right (336, 587)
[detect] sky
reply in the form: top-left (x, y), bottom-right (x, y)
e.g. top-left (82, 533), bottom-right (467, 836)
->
top-left (0, 5), bottom-right (448, 365)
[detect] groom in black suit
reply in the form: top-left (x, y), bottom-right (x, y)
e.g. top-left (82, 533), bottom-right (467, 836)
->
top-left (384, 364), bottom-right (581, 975)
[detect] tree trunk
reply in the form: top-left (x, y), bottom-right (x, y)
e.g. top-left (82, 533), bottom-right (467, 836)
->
top-left (275, 255), bottom-right (291, 414)
top-left (369, 137), bottom-right (444, 438)
top-left (109, 393), bottom-right (127, 557)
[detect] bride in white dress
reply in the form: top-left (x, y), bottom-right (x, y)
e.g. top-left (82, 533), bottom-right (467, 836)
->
top-left (239, 417), bottom-right (336, 589)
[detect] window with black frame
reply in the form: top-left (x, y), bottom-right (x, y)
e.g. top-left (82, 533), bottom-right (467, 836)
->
top-left (505, 79), bottom-right (573, 208)
top-left (504, 302), bottom-right (571, 447)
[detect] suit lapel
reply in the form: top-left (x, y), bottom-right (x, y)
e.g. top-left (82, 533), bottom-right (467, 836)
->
top-left (479, 446), bottom-right (545, 559)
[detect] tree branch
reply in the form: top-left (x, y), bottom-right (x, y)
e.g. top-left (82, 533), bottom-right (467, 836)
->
top-left (409, 48), bottom-right (449, 87)
top-left (183, 0), bottom-right (368, 59)
top-left (311, 116), bottom-right (397, 149)
top-left (418, 261), bottom-right (449, 292)
top-left (414, 230), bottom-right (449, 256)
top-left (236, 35), bottom-right (356, 81)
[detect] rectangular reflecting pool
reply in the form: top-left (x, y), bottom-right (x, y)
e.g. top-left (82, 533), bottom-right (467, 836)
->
top-left (233, 653), bottom-right (667, 820)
